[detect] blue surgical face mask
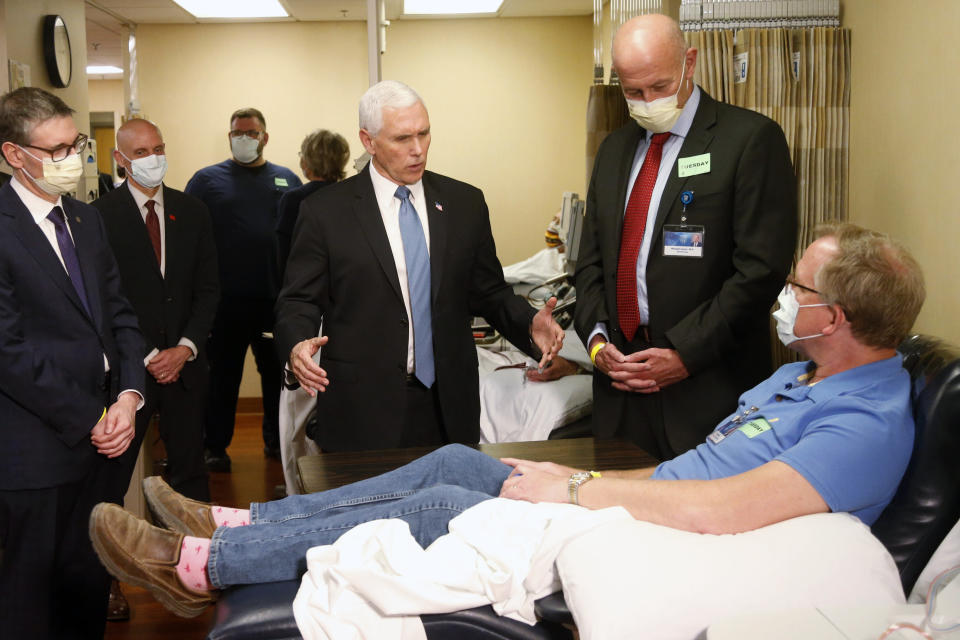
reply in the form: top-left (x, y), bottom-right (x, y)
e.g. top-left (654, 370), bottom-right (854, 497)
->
top-left (120, 151), bottom-right (167, 188)
top-left (231, 135), bottom-right (261, 164)
top-left (772, 285), bottom-right (829, 346)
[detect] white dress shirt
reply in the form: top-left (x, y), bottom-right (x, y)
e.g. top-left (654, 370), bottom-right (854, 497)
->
top-left (368, 164), bottom-right (431, 374)
top-left (125, 181), bottom-right (198, 364)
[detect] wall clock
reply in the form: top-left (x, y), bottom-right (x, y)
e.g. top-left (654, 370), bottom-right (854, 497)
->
top-left (43, 14), bottom-right (72, 88)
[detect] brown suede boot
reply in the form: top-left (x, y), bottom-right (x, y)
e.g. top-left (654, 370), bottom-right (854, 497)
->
top-left (89, 503), bottom-right (216, 618)
top-left (143, 475), bottom-right (218, 538)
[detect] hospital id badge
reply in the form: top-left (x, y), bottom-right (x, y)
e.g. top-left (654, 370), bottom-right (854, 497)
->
top-left (662, 224), bottom-right (705, 258)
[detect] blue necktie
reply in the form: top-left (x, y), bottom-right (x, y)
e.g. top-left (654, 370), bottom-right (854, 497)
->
top-left (395, 185), bottom-right (435, 388)
top-left (48, 206), bottom-right (91, 317)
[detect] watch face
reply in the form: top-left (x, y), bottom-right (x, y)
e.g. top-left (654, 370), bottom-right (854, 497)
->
top-left (54, 17), bottom-right (71, 81)
top-left (43, 14), bottom-right (72, 88)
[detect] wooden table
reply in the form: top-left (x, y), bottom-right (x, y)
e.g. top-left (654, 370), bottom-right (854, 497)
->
top-left (298, 437), bottom-right (658, 493)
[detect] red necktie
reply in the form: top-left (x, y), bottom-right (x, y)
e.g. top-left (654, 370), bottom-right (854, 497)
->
top-left (145, 199), bottom-right (161, 267)
top-left (616, 132), bottom-right (671, 342)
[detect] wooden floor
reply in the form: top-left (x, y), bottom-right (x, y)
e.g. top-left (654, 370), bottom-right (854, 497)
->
top-left (104, 410), bottom-right (284, 640)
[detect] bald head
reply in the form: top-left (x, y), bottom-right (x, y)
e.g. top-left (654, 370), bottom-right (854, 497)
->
top-left (612, 14), bottom-right (696, 109)
top-left (114, 118), bottom-right (166, 193)
top-left (116, 118), bottom-right (162, 152)
top-left (613, 14), bottom-right (687, 72)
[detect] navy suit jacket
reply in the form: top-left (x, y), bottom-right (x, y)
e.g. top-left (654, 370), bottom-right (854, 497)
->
top-left (0, 181), bottom-right (145, 490)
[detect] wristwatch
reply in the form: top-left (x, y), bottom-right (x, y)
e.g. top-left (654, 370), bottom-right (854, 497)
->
top-left (568, 470), bottom-right (602, 505)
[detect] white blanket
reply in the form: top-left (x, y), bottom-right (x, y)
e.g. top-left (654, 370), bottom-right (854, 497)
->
top-left (291, 498), bottom-right (632, 640)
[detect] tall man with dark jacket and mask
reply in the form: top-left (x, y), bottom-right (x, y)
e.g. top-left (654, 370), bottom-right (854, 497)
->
top-left (185, 108), bottom-right (301, 472)
top-left (95, 118), bottom-right (219, 503)
top-left (575, 14), bottom-right (797, 461)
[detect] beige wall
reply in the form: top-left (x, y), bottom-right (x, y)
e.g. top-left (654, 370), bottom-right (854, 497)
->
top-left (844, 0), bottom-right (959, 345)
top-left (87, 77), bottom-right (124, 124)
top-left (1, 1), bottom-right (89, 155)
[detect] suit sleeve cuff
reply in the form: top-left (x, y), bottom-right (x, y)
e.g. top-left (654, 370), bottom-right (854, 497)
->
top-left (117, 389), bottom-right (145, 411)
top-left (177, 337), bottom-right (198, 361)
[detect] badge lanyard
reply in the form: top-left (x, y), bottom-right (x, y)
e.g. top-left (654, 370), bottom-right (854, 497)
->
top-left (707, 405), bottom-right (760, 444)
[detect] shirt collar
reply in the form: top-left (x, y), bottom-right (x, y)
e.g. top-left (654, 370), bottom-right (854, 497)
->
top-left (126, 179), bottom-right (164, 212)
top-left (368, 161), bottom-right (425, 213)
top-left (780, 354), bottom-right (905, 402)
top-left (10, 174), bottom-right (64, 225)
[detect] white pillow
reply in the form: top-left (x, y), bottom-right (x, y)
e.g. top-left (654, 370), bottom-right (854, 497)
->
top-left (556, 513), bottom-right (905, 640)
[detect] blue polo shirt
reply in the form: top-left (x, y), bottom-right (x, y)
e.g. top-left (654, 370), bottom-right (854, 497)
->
top-left (653, 355), bottom-right (914, 525)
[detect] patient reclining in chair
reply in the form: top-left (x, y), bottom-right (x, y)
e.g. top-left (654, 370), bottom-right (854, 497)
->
top-left (89, 223), bottom-right (925, 620)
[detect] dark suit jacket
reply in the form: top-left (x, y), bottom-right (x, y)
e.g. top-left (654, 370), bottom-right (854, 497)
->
top-left (575, 89), bottom-right (797, 454)
top-left (94, 182), bottom-right (220, 391)
top-left (0, 182), bottom-right (145, 490)
top-left (275, 166), bottom-right (537, 450)
top-left (276, 179), bottom-right (330, 280)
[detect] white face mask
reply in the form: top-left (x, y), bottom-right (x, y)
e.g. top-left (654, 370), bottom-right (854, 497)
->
top-left (120, 151), bottom-right (167, 188)
top-left (625, 62), bottom-right (688, 134)
top-left (772, 285), bottom-right (830, 346)
top-left (18, 147), bottom-right (84, 196)
top-left (231, 135), bottom-right (261, 164)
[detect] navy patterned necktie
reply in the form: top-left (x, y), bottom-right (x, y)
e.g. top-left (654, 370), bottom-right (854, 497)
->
top-left (395, 185), bottom-right (435, 387)
top-left (47, 206), bottom-right (91, 316)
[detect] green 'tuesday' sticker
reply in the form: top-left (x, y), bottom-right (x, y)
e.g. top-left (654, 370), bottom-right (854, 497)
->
top-left (678, 153), bottom-right (711, 177)
top-left (275, 177), bottom-right (289, 187)
top-left (738, 418), bottom-right (772, 438)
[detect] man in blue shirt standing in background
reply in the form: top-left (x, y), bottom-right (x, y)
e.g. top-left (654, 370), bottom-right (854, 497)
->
top-left (186, 108), bottom-right (301, 472)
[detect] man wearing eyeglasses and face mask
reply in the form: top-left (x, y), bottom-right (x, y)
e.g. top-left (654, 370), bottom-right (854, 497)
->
top-left (575, 14), bottom-right (797, 462)
top-left (0, 87), bottom-right (145, 638)
top-left (185, 108), bottom-right (301, 473)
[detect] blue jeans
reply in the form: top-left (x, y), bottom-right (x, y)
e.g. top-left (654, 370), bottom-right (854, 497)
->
top-left (207, 444), bottom-right (512, 587)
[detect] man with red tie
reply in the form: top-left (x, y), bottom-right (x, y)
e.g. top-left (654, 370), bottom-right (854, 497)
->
top-left (95, 118), bottom-right (219, 504)
top-left (575, 14), bottom-right (797, 460)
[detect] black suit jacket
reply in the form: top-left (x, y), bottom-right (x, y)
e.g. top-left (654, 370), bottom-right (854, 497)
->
top-left (0, 182), bottom-right (145, 490)
top-left (275, 166), bottom-right (537, 450)
top-left (575, 89), bottom-right (797, 454)
top-left (94, 182), bottom-right (219, 390)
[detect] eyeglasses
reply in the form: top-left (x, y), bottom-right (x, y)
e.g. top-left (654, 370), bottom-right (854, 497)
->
top-left (786, 278), bottom-right (820, 296)
top-left (229, 129), bottom-right (263, 139)
top-left (22, 133), bottom-right (89, 162)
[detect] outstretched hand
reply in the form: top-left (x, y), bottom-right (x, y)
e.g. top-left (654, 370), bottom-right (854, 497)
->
top-left (530, 296), bottom-right (565, 369)
top-left (289, 335), bottom-right (330, 397)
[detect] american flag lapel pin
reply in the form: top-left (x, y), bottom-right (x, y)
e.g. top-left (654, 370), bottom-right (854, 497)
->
top-left (434, 201), bottom-right (443, 212)
top-left (169, 214), bottom-right (176, 221)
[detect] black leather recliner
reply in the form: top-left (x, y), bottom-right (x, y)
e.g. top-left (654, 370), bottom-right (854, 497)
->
top-left (207, 335), bottom-right (960, 639)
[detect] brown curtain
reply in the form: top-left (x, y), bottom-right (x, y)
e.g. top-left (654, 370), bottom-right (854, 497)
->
top-left (585, 84), bottom-right (630, 183)
top-left (685, 27), bottom-right (851, 367)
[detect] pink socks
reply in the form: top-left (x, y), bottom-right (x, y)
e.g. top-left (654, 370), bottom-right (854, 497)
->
top-left (176, 536), bottom-right (211, 593)
top-left (174, 507), bottom-right (251, 593)
top-left (211, 506), bottom-right (250, 528)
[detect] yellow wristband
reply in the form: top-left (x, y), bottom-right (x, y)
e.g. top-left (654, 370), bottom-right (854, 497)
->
top-left (99, 407), bottom-right (106, 423)
top-left (589, 470), bottom-right (602, 479)
top-left (589, 341), bottom-right (606, 365)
